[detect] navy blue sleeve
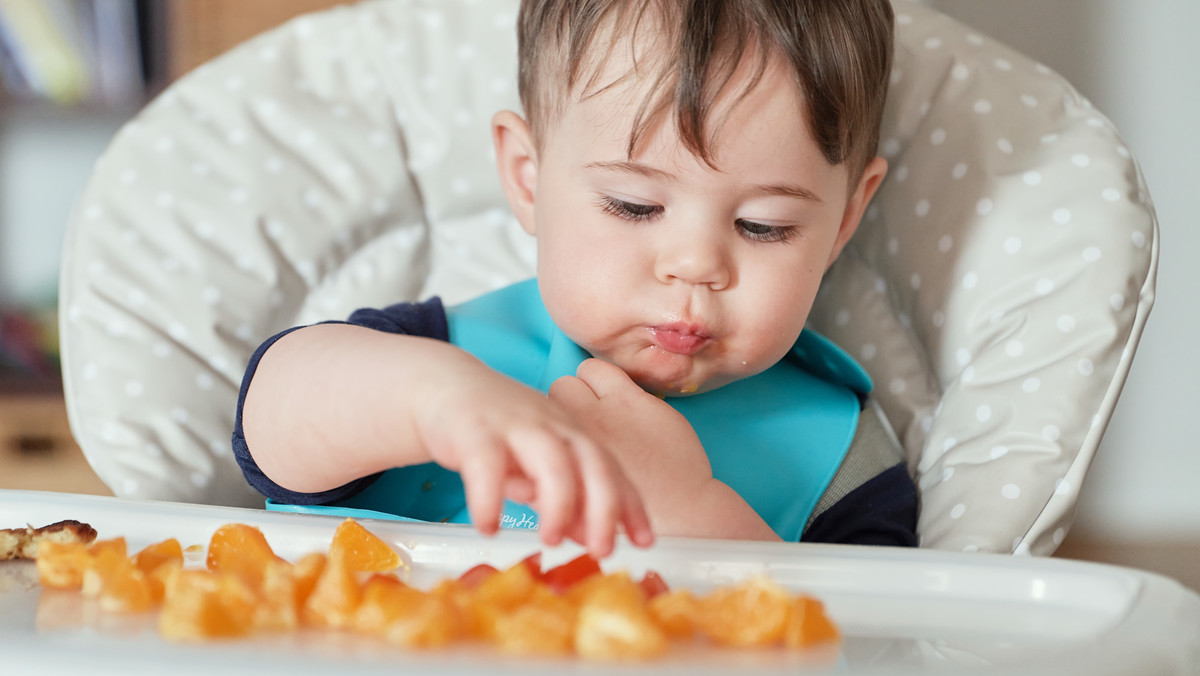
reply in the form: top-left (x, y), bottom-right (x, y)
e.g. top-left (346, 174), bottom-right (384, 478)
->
top-left (231, 297), bottom-right (449, 505)
top-left (800, 463), bottom-right (919, 547)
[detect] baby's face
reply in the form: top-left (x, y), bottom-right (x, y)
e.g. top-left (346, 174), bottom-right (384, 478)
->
top-left (526, 54), bottom-right (869, 395)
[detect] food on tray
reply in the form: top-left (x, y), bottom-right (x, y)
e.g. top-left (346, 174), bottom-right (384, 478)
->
top-left (38, 535), bottom-right (183, 613)
top-left (1, 520), bottom-right (97, 560)
top-left (32, 518), bottom-right (840, 659)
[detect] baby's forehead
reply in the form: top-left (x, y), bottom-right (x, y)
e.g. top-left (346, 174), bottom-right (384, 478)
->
top-left (557, 45), bottom-right (809, 155)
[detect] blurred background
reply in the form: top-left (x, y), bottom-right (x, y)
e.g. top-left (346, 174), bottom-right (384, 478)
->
top-left (0, 1), bottom-right (1195, 582)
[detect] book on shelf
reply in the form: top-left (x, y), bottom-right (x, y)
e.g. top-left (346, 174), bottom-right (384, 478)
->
top-left (0, 0), bottom-right (150, 107)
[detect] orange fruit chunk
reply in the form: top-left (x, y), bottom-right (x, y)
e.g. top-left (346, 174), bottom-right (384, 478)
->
top-left (383, 591), bottom-right (462, 649)
top-left (566, 570), bottom-right (644, 609)
top-left (695, 575), bottom-right (790, 647)
top-left (303, 548), bottom-right (361, 629)
top-left (354, 575), bottom-right (419, 634)
top-left (134, 539), bottom-right (184, 604)
top-left (354, 574), bottom-right (462, 647)
top-left (86, 537), bottom-right (127, 561)
top-left (206, 524), bottom-right (280, 589)
top-left (81, 539), bottom-right (128, 597)
top-left (253, 559), bottom-right (302, 632)
top-left (473, 557), bottom-right (539, 608)
top-left (33, 514), bottom-right (842, 661)
top-left (134, 538), bottom-right (183, 574)
top-left (35, 540), bottom-right (90, 590)
top-left (647, 588), bottom-right (696, 639)
top-left (493, 587), bottom-right (576, 656)
top-left (97, 562), bottom-right (154, 614)
top-left (159, 569), bottom-right (254, 641)
top-left (457, 563), bottom-right (499, 589)
top-left (784, 597), bottom-right (840, 648)
top-left (329, 518), bottom-right (403, 573)
top-left (573, 573), bottom-right (667, 660)
top-left (81, 543), bottom-right (153, 614)
top-left (291, 552), bottom-right (327, 609)
top-left (461, 556), bottom-right (539, 639)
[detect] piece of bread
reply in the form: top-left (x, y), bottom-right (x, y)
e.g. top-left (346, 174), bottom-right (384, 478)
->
top-left (0, 528), bottom-right (22, 560)
top-left (0, 520), bottom-right (98, 560)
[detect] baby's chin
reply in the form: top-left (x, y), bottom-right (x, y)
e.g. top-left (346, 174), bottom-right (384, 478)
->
top-left (622, 362), bottom-right (730, 397)
top-left (596, 344), bottom-right (746, 396)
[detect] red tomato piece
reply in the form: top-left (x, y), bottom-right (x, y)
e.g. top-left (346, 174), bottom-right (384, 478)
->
top-left (519, 552), bottom-right (543, 579)
top-left (457, 563), bottom-right (500, 589)
top-left (638, 570), bottom-right (670, 599)
top-left (542, 554), bottom-right (602, 594)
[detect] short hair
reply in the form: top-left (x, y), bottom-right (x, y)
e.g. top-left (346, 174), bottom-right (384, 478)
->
top-left (516, 0), bottom-right (894, 181)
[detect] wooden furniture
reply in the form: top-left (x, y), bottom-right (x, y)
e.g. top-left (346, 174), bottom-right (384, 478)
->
top-left (167, 0), bottom-right (350, 79)
top-left (0, 387), bottom-right (110, 496)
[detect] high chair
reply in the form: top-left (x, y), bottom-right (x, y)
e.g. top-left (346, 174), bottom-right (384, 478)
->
top-left (58, 0), bottom-right (1157, 557)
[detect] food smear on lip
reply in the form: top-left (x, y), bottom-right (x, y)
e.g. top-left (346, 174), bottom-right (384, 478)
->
top-left (649, 325), bottom-right (710, 355)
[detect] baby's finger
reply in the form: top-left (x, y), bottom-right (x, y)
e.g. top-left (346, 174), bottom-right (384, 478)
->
top-left (507, 427), bottom-right (579, 547)
top-left (574, 358), bottom-right (638, 398)
top-left (502, 475), bottom-right (537, 505)
top-left (547, 373), bottom-right (598, 408)
top-left (618, 481), bottom-right (656, 548)
top-left (456, 436), bottom-right (509, 536)
top-left (563, 518), bottom-right (589, 551)
top-left (570, 437), bottom-right (621, 558)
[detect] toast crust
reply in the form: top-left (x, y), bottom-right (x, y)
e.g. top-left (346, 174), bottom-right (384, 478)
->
top-left (0, 520), bottom-right (98, 560)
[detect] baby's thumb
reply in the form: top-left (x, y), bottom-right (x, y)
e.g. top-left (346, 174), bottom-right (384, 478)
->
top-left (547, 373), bottom-right (596, 410)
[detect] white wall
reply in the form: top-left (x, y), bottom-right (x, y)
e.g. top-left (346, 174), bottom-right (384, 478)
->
top-left (0, 107), bottom-right (128, 306)
top-left (927, 0), bottom-right (1200, 541)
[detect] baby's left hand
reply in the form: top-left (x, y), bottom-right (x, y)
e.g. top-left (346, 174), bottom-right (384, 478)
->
top-left (549, 359), bottom-right (714, 530)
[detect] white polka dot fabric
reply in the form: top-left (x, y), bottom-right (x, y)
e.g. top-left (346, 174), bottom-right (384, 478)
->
top-left (59, 0), bottom-right (1156, 555)
top-left (809, 2), bottom-right (1156, 554)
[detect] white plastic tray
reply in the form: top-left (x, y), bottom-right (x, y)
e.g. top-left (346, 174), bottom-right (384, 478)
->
top-left (2, 490), bottom-right (1198, 675)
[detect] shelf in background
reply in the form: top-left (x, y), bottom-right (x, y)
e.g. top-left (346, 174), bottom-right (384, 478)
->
top-left (166, 0), bottom-right (347, 79)
top-left (0, 389), bottom-right (111, 497)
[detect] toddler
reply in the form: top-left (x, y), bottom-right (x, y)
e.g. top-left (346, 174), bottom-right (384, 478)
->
top-left (235, 0), bottom-right (916, 557)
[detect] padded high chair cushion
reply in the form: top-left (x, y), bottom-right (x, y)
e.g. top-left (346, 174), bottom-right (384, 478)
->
top-left (60, 0), bottom-right (1156, 555)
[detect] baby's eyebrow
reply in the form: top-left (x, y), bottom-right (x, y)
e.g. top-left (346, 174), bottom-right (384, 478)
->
top-left (584, 160), bottom-right (822, 204)
top-left (750, 182), bottom-right (823, 204)
top-left (584, 160), bottom-right (675, 182)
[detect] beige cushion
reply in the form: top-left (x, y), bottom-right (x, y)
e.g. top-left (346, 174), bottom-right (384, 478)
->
top-left (60, 0), bottom-right (1156, 555)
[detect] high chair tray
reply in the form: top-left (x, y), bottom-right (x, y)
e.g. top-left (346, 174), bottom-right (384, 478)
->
top-left (2, 490), bottom-right (1197, 675)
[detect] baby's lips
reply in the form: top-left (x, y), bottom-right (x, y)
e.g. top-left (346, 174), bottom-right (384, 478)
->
top-left (649, 325), bottom-right (711, 355)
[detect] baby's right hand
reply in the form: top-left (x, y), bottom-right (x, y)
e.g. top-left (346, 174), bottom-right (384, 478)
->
top-left (412, 362), bottom-right (654, 558)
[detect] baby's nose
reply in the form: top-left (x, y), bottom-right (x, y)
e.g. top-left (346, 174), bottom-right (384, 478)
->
top-left (653, 233), bottom-right (731, 290)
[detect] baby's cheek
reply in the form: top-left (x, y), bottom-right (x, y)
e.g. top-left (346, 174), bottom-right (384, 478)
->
top-left (733, 334), bottom-right (796, 375)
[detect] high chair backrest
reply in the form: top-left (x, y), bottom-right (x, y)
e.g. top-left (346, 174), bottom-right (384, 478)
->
top-left (59, 0), bottom-right (1157, 555)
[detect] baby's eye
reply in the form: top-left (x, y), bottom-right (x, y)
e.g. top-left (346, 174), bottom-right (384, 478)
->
top-left (598, 196), bottom-right (663, 221)
top-left (736, 219), bottom-right (796, 244)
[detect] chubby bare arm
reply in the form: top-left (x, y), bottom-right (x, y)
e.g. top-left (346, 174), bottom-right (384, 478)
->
top-left (243, 324), bottom-right (444, 492)
top-left (242, 323), bottom-right (654, 556)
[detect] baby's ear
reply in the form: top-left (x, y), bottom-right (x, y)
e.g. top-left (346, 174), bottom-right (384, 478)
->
top-left (492, 110), bottom-right (539, 236)
top-left (827, 156), bottom-right (887, 268)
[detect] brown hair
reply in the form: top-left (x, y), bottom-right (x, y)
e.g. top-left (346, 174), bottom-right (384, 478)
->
top-left (517, 0), bottom-right (894, 180)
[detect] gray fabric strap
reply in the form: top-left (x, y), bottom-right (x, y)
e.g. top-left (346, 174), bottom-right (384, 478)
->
top-left (806, 399), bottom-right (906, 530)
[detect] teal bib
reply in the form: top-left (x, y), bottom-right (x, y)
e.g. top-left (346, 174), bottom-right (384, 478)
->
top-left (269, 279), bottom-right (871, 541)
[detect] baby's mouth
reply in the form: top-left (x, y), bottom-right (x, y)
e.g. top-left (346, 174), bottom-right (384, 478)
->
top-left (648, 324), bottom-right (712, 355)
